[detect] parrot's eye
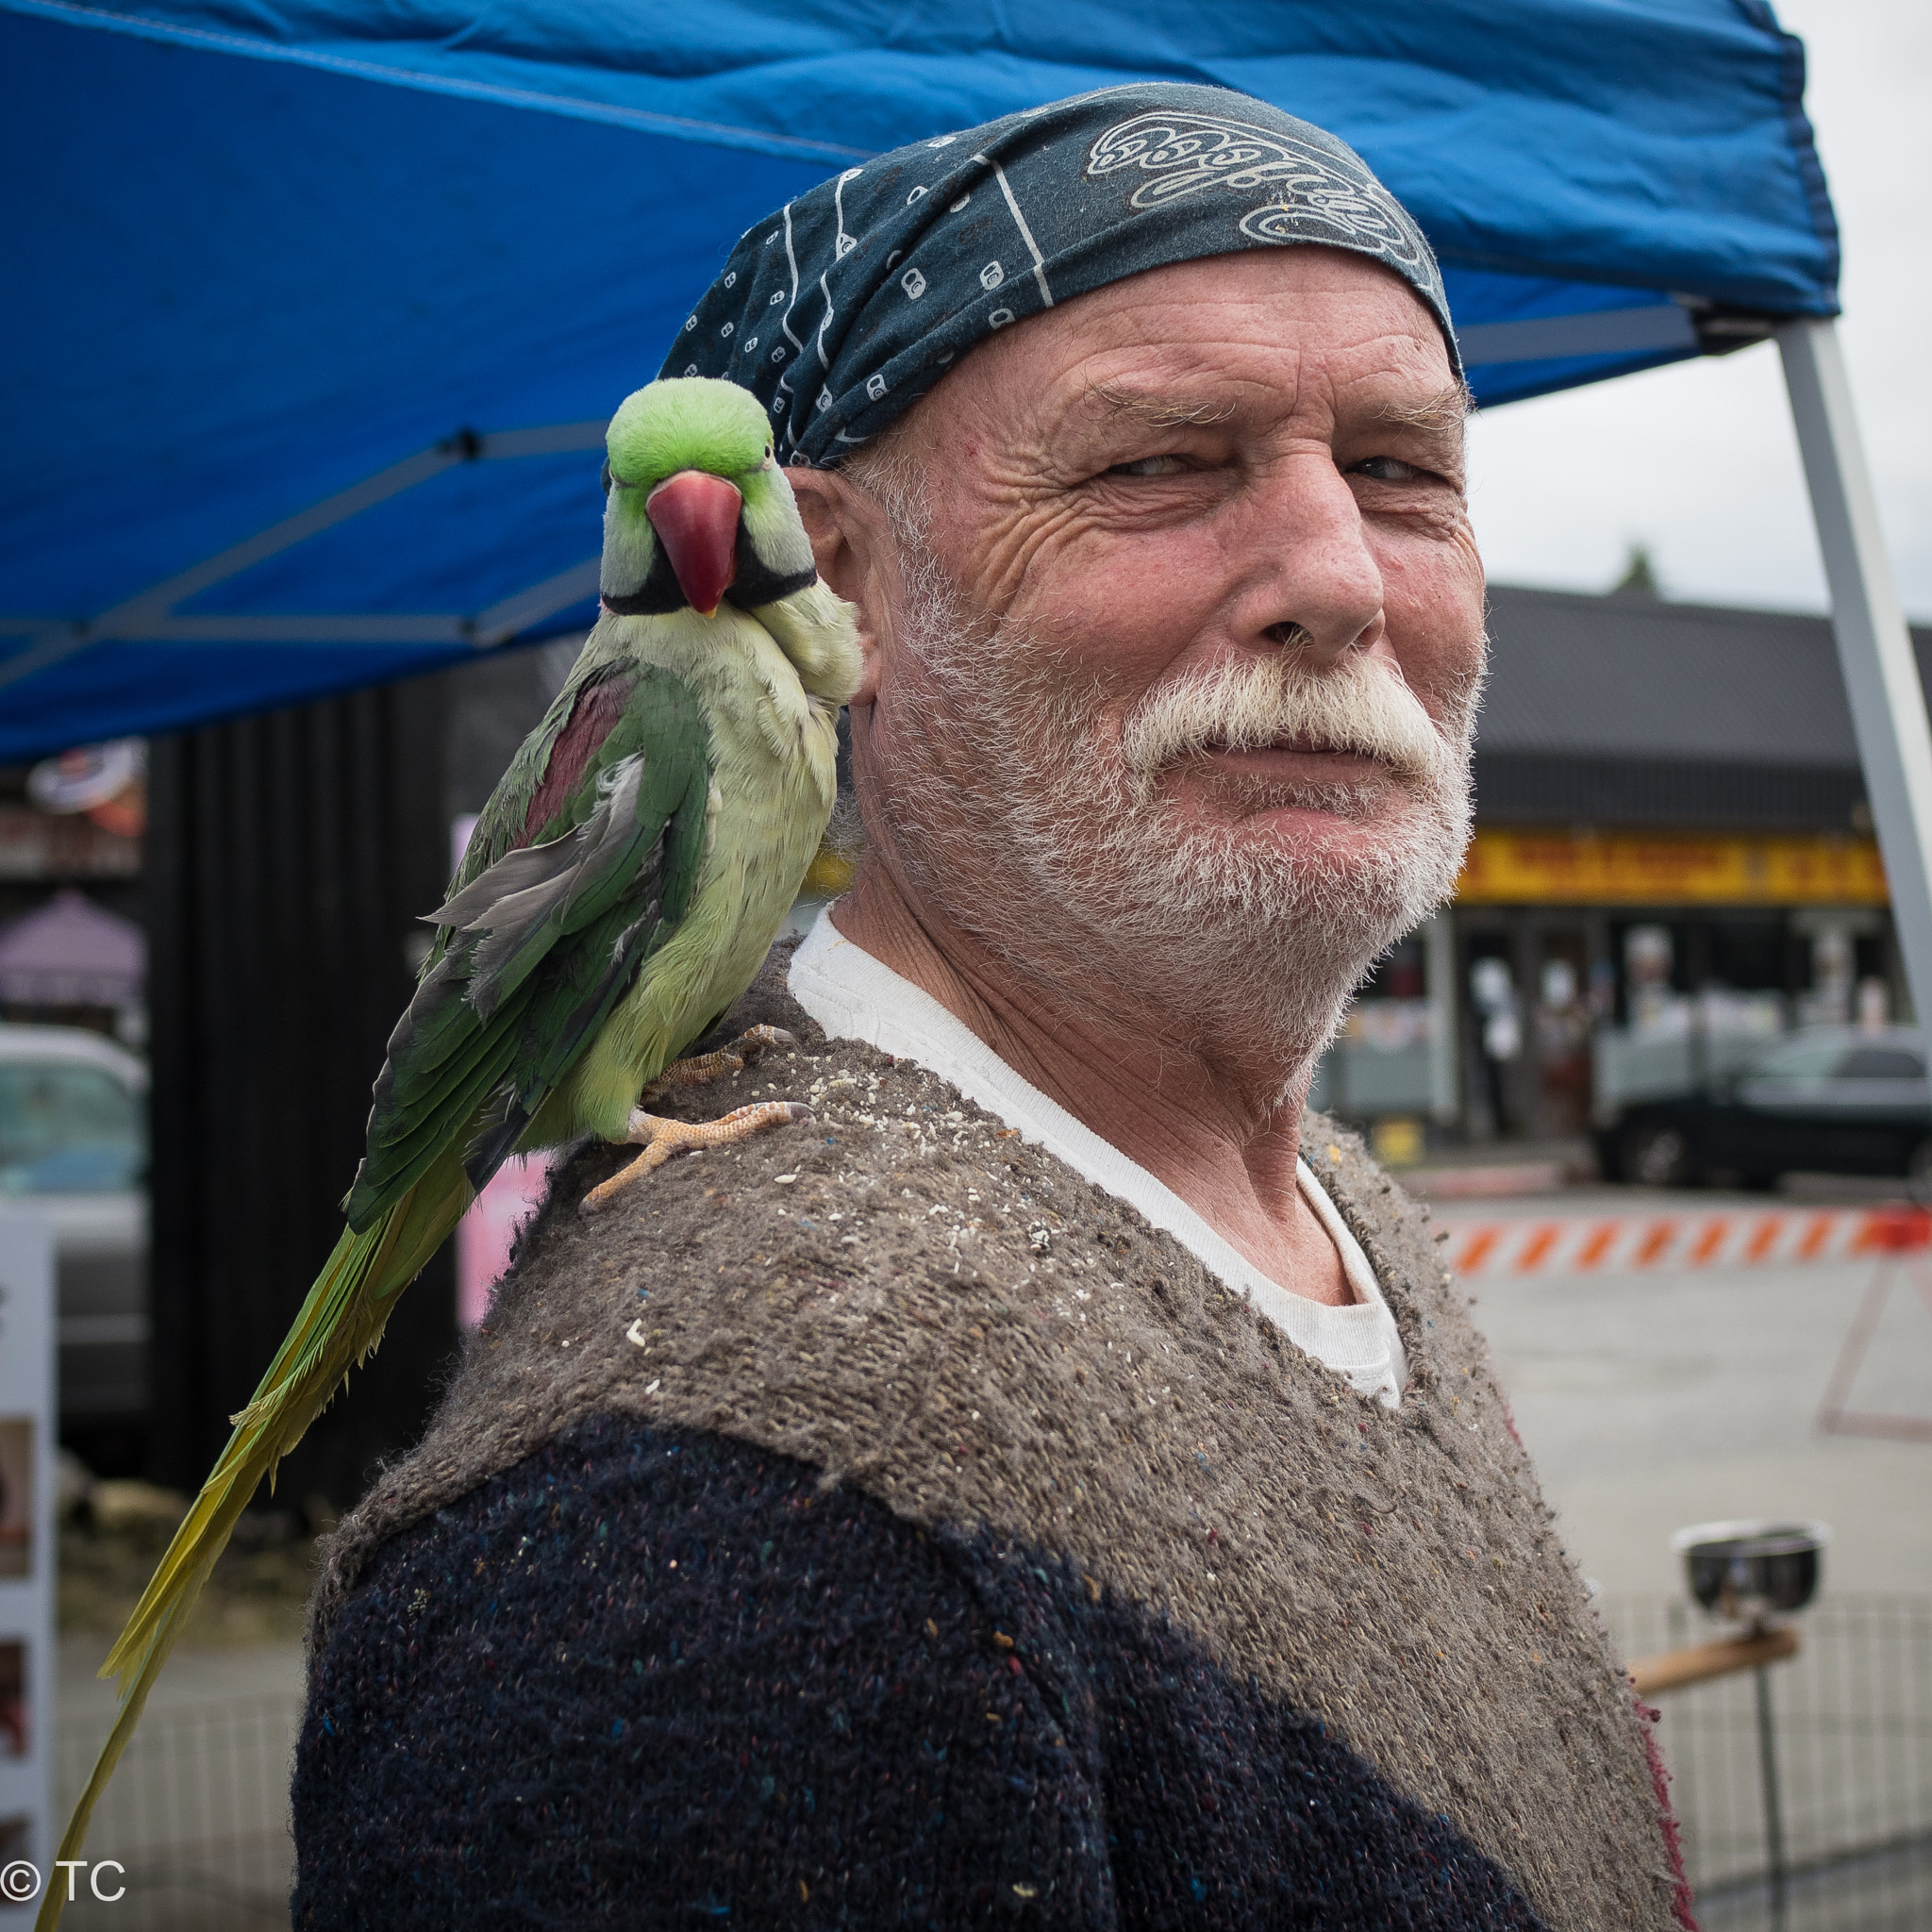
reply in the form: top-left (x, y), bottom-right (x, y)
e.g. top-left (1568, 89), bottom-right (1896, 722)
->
top-left (599, 459), bottom-right (612, 495)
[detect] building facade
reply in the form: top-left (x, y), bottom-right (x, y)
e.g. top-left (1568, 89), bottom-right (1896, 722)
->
top-left (1311, 585), bottom-right (1928, 1150)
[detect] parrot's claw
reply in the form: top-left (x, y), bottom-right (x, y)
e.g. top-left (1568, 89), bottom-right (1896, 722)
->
top-left (641, 1024), bottom-right (797, 1099)
top-left (579, 1100), bottom-right (815, 1214)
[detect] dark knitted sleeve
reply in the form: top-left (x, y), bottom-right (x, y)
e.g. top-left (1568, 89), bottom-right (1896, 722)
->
top-left (291, 1418), bottom-right (1112, 1929)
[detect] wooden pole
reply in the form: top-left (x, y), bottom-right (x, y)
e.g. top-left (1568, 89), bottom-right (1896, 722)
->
top-left (1627, 1624), bottom-right (1798, 1697)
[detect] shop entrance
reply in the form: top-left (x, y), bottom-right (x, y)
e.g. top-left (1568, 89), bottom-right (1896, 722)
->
top-left (1459, 913), bottom-right (1601, 1141)
top-left (1454, 903), bottom-right (1901, 1146)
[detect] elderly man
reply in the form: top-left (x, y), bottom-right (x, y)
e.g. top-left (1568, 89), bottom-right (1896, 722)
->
top-left (293, 86), bottom-right (1689, 1929)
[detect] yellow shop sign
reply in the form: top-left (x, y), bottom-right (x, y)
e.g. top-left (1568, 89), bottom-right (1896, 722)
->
top-left (1456, 828), bottom-right (1889, 907)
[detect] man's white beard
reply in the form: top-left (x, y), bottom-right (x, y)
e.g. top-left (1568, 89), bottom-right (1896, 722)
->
top-left (866, 532), bottom-right (1479, 1092)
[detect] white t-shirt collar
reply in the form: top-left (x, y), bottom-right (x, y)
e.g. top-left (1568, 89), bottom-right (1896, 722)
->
top-left (787, 907), bottom-right (1407, 1407)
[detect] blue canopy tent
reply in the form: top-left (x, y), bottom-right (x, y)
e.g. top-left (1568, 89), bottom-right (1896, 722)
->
top-left (5, 0), bottom-right (1931, 1021)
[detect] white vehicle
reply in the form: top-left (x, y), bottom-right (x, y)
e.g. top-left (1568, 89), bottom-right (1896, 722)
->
top-left (0, 1024), bottom-right (148, 1430)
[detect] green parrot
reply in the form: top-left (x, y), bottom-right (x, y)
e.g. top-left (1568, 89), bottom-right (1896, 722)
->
top-left (44, 377), bottom-right (862, 1918)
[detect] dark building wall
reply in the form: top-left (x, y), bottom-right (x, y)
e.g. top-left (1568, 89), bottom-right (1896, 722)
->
top-left (143, 676), bottom-right (458, 1507)
top-left (1475, 586), bottom-right (1932, 834)
top-left (1472, 753), bottom-right (1868, 830)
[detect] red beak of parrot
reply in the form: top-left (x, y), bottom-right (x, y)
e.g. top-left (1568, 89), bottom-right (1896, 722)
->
top-left (645, 470), bottom-right (742, 617)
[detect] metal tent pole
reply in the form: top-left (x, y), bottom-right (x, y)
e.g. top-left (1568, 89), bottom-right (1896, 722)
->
top-left (1778, 318), bottom-right (1932, 1033)
top-left (1753, 1658), bottom-right (1790, 1932)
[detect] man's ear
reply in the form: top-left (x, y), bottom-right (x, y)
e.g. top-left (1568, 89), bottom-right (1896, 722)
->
top-left (788, 468), bottom-right (890, 708)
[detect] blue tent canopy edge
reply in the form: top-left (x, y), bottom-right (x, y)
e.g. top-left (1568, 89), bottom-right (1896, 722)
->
top-left (0, 0), bottom-right (1840, 761)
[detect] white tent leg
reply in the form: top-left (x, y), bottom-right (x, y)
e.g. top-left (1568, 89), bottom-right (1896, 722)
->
top-left (1778, 317), bottom-right (1932, 1029)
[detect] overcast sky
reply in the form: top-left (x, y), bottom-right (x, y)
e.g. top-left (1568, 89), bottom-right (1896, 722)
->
top-left (1464, 0), bottom-right (1932, 620)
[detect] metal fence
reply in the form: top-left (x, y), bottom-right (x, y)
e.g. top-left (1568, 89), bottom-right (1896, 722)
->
top-left (48, 1598), bottom-right (1932, 1929)
top-left (1605, 1595), bottom-right (1932, 1932)
top-left (55, 1694), bottom-right (298, 1932)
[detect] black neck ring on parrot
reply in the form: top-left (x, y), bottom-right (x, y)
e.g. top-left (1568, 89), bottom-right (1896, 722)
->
top-left (605, 526), bottom-right (817, 618)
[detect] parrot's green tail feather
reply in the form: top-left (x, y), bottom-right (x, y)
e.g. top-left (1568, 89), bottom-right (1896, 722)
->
top-left (39, 1158), bottom-right (472, 1932)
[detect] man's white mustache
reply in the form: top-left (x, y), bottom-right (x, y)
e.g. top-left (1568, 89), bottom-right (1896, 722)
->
top-left (1120, 651), bottom-right (1448, 789)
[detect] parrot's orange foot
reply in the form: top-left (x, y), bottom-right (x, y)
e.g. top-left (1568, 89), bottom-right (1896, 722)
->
top-left (641, 1024), bottom-right (797, 1099)
top-left (578, 1100), bottom-right (814, 1215)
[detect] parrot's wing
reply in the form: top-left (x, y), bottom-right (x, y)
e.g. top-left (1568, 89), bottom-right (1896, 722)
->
top-left (451, 662), bottom-right (646, 892)
top-left (343, 663), bottom-right (710, 1229)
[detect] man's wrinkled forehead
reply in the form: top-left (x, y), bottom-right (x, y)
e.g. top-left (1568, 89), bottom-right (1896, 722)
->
top-left (927, 248), bottom-right (1468, 458)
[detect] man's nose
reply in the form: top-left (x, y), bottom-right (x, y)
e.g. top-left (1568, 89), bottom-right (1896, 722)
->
top-left (1245, 453), bottom-right (1386, 662)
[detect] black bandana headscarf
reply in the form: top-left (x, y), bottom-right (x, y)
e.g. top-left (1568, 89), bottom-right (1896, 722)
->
top-left (661, 82), bottom-right (1457, 467)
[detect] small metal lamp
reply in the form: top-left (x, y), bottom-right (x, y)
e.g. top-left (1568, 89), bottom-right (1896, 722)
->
top-left (1673, 1518), bottom-right (1830, 1624)
top-left (1670, 1520), bottom-right (1830, 1930)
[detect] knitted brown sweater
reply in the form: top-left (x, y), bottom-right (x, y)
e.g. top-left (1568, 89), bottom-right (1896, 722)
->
top-left (296, 945), bottom-right (1690, 1929)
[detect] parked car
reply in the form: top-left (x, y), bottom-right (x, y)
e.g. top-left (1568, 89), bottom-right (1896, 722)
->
top-left (1598, 1025), bottom-right (1932, 1189)
top-left (0, 1024), bottom-right (148, 1434)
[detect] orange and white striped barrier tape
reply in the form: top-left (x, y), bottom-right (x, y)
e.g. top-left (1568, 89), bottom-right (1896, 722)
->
top-left (1435, 1202), bottom-right (1932, 1280)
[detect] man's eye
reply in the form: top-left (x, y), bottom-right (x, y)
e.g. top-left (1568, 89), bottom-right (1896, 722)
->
top-left (1352, 455), bottom-right (1422, 482)
top-left (1105, 455), bottom-right (1188, 477)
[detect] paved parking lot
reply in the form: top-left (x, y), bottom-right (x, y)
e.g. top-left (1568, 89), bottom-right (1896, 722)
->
top-left (1458, 1204), bottom-right (1932, 1595)
top-left (57, 1641), bottom-right (303, 1932)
